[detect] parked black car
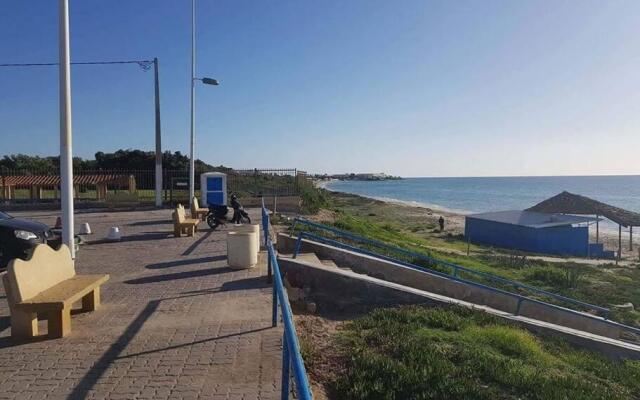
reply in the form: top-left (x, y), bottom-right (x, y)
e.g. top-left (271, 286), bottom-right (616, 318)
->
top-left (0, 211), bottom-right (59, 269)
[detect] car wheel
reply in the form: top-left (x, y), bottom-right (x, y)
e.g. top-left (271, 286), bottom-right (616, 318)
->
top-left (0, 243), bottom-right (8, 269)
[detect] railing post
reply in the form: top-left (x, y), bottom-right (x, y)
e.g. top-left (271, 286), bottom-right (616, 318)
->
top-left (272, 257), bottom-right (278, 327)
top-left (515, 297), bottom-right (524, 316)
top-left (293, 234), bottom-right (303, 259)
top-left (281, 333), bottom-right (290, 400)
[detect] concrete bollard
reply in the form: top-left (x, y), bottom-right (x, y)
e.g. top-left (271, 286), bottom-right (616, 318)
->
top-left (106, 227), bottom-right (122, 241)
top-left (79, 223), bottom-right (92, 235)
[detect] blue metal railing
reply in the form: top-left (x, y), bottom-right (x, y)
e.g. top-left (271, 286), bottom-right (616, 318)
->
top-left (291, 217), bottom-right (610, 316)
top-left (262, 201), bottom-right (313, 400)
top-left (290, 226), bottom-right (640, 337)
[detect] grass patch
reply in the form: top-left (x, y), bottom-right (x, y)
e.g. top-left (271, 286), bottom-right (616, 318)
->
top-left (306, 192), bottom-right (640, 326)
top-left (327, 306), bottom-right (640, 399)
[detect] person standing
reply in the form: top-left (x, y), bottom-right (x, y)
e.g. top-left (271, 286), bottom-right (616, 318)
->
top-left (438, 216), bottom-right (445, 232)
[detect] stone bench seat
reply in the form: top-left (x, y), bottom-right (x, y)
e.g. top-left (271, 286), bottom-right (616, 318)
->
top-left (2, 244), bottom-right (109, 339)
top-left (13, 274), bottom-right (109, 312)
top-left (173, 204), bottom-right (200, 237)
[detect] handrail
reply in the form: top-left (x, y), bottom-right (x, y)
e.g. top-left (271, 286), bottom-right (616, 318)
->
top-left (262, 200), bottom-right (313, 400)
top-left (291, 217), bottom-right (610, 315)
top-left (293, 230), bottom-right (640, 336)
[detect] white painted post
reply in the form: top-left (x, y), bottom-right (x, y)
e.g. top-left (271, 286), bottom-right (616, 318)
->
top-left (189, 0), bottom-right (196, 203)
top-left (154, 58), bottom-right (163, 207)
top-left (59, 0), bottom-right (75, 259)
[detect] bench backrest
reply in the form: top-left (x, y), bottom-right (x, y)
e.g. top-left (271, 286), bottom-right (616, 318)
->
top-left (5, 244), bottom-right (76, 303)
top-left (192, 197), bottom-right (200, 210)
top-left (175, 204), bottom-right (186, 223)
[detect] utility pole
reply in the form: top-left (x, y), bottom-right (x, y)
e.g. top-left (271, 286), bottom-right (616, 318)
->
top-left (59, 0), bottom-right (75, 258)
top-left (154, 58), bottom-right (163, 207)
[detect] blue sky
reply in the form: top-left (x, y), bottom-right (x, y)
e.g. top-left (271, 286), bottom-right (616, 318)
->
top-left (1, 0), bottom-right (639, 177)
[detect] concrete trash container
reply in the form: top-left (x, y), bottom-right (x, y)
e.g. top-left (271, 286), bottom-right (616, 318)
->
top-left (227, 232), bottom-right (258, 269)
top-left (231, 223), bottom-right (260, 254)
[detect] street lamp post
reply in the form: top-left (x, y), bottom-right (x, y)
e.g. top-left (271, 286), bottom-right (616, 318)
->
top-left (59, 0), bottom-right (75, 259)
top-left (189, 0), bottom-right (219, 203)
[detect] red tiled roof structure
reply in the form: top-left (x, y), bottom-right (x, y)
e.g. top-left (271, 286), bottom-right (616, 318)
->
top-left (0, 174), bottom-right (131, 187)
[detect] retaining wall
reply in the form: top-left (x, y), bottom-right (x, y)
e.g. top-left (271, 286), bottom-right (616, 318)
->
top-left (277, 233), bottom-right (629, 341)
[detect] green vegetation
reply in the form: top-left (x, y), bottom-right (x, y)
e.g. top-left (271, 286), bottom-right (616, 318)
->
top-left (306, 192), bottom-right (640, 327)
top-left (323, 306), bottom-right (640, 399)
top-left (0, 149), bottom-right (219, 171)
top-left (300, 186), bottom-right (330, 214)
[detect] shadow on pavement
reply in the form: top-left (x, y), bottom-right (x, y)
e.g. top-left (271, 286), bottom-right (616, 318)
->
top-left (124, 266), bottom-right (233, 285)
top-left (181, 230), bottom-right (214, 256)
top-left (128, 220), bottom-right (170, 227)
top-left (67, 299), bottom-right (160, 400)
top-left (145, 255), bottom-right (227, 270)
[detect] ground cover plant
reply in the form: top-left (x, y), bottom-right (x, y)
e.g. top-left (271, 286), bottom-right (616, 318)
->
top-left (303, 306), bottom-right (640, 400)
top-left (302, 191), bottom-right (640, 326)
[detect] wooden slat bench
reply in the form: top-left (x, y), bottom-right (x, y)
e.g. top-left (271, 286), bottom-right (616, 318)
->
top-left (191, 197), bottom-right (208, 220)
top-left (173, 204), bottom-right (200, 237)
top-left (1, 244), bottom-right (109, 339)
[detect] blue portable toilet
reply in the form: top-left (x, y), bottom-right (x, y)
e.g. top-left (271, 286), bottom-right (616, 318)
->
top-left (200, 172), bottom-right (227, 206)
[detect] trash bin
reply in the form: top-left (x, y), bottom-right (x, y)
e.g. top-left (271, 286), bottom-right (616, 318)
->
top-left (227, 232), bottom-right (258, 269)
top-left (231, 223), bottom-right (260, 254)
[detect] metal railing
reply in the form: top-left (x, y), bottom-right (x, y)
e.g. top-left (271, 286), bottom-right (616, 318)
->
top-left (290, 224), bottom-right (640, 337)
top-left (290, 217), bottom-right (609, 316)
top-left (262, 200), bottom-right (313, 400)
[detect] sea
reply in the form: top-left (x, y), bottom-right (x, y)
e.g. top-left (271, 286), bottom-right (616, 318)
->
top-left (324, 176), bottom-right (640, 232)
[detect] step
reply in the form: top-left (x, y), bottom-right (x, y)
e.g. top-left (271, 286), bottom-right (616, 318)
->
top-left (320, 259), bottom-right (339, 268)
top-left (292, 252), bottom-right (322, 265)
top-left (278, 255), bottom-right (640, 360)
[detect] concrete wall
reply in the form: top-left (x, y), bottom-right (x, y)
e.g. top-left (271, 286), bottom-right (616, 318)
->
top-left (465, 217), bottom-right (589, 256)
top-left (278, 257), bottom-right (438, 312)
top-left (277, 233), bottom-right (629, 341)
top-left (278, 254), bottom-right (640, 360)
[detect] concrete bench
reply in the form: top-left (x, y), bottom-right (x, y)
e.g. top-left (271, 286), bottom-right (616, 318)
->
top-left (2, 244), bottom-right (109, 339)
top-left (106, 191), bottom-right (139, 209)
top-left (191, 197), bottom-right (208, 220)
top-left (173, 204), bottom-right (199, 237)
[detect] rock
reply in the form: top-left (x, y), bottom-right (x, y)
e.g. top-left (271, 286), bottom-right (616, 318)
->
top-left (288, 288), bottom-right (304, 302)
top-left (306, 302), bottom-right (317, 313)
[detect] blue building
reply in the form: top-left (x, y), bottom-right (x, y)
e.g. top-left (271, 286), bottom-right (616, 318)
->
top-left (464, 210), bottom-right (605, 257)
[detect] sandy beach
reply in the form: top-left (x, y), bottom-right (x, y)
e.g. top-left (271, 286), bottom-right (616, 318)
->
top-left (315, 180), bottom-right (637, 262)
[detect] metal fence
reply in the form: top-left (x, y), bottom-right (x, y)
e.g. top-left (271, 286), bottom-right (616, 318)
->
top-left (0, 167), bottom-right (306, 206)
top-left (262, 199), bottom-right (313, 400)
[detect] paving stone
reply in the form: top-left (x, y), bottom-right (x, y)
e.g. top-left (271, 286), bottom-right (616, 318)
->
top-left (0, 209), bottom-right (283, 399)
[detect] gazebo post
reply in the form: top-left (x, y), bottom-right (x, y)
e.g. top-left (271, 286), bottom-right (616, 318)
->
top-left (595, 214), bottom-right (599, 243)
top-left (618, 224), bottom-right (622, 261)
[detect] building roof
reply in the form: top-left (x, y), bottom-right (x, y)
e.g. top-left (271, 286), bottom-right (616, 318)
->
top-left (466, 210), bottom-right (599, 229)
top-left (0, 174), bottom-right (131, 187)
top-left (527, 191), bottom-right (640, 227)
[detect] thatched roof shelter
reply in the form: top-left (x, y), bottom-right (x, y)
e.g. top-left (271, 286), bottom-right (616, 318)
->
top-left (527, 191), bottom-right (640, 227)
top-left (527, 191), bottom-right (640, 259)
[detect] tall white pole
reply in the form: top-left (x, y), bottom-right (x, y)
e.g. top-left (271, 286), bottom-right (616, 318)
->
top-left (154, 58), bottom-right (163, 207)
top-left (189, 0), bottom-right (196, 202)
top-left (59, 0), bottom-right (75, 258)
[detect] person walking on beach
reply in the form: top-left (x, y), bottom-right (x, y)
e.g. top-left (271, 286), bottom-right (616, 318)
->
top-left (438, 216), bottom-right (445, 232)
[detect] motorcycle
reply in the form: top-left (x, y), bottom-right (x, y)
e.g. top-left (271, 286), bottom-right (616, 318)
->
top-left (206, 204), bottom-right (251, 230)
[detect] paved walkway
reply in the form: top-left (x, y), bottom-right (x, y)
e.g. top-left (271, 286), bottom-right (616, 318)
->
top-left (0, 209), bottom-right (282, 400)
